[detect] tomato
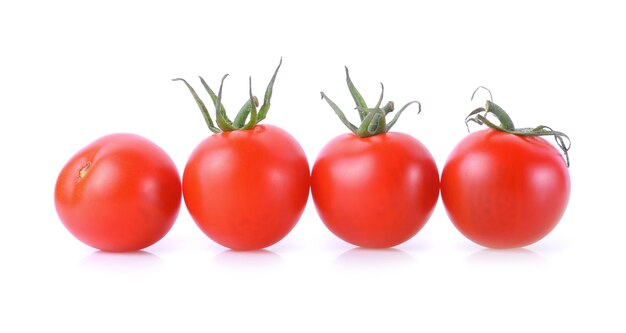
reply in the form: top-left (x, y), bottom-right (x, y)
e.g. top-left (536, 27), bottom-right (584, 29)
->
top-left (313, 67), bottom-right (439, 248)
top-left (441, 96), bottom-right (571, 248)
top-left (54, 133), bottom-right (182, 252)
top-left (174, 59), bottom-right (310, 250)
top-left (183, 124), bottom-right (310, 250)
top-left (312, 132), bottom-right (439, 248)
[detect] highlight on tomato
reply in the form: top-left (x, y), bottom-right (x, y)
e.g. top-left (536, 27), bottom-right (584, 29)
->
top-left (54, 133), bottom-right (182, 252)
top-left (173, 59), bottom-right (310, 251)
top-left (311, 67), bottom-right (440, 248)
top-left (441, 87), bottom-right (571, 249)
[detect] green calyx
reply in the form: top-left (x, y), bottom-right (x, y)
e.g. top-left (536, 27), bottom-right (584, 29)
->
top-left (173, 58), bottom-right (282, 133)
top-left (320, 67), bottom-right (421, 138)
top-left (466, 86), bottom-right (572, 167)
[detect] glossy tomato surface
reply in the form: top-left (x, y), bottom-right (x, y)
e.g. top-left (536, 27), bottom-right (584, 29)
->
top-left (311, 132), bottom-right (439, 248)
top-left (183, 124), bottom-right (310, 251)
top-left (54, 133), bottom-right (182, 252)
top-left (441, 128), bottom-right (571, 248)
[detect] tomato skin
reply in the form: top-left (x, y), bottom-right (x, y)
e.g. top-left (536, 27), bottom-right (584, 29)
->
top-left (441, 128), bottom-right (571, 248)
top-left (311, 132), bottom-right (440, 248)
top-left (54, 133), bottom-right (182, 252)
top-left (183, 124), bottom-right (310, 251)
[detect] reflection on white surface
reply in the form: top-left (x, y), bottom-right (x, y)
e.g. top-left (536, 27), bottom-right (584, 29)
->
top-left (333, 247), bottom-right (415, 270)
top-left (78, 250), bottom-right (164, 273)
top-left (212, 249), bottom-right (284, 270)
top-left (465, 248), bottom-right (546, 265)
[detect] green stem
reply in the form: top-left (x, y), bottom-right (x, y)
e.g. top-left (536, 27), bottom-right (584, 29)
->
top-left (466, 97), bottom-right (571, 167)
top-left (485, 101), bottom-right (514, 131)
top-left (382, 101), bottom-right (394, 115)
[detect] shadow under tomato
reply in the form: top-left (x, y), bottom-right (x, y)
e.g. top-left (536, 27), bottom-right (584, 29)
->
top-left (212, 249), bottom-right (284, 271)
top-left (78, 250), bottom-right (164, 273)
top-left (333, 247), bottom-right (415, 272)
top-left (465, 247), bottom-right (545, 266)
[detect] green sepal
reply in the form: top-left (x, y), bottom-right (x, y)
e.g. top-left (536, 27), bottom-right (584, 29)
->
top-left (320, 92), bottom-right (358, 133)
top-left (241, 77), bottom-right (258, 130)
top-left (171, 78), bottom-right (221, 133)
top-left (385, 101), bottom-right (421, 132)
top-left (199, 76), bottom-right (228, 123)
top-left (233, 97), bottom-right (259, 129)
top-left (345, 66), bottom-right (368, 120)
top-left (173, 59), bottom-right (283, 133)
top-left (257, 58), bottom-right (282, 122)
top-left (213, 74), bottom-right (238, 132)
top-left (321, 67), bottom-right (421, 138)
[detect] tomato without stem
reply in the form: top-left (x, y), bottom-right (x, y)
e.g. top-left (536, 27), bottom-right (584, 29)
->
top-left (442, 121), bottom-right (571, 248)
top-left (312, 132), bottom-right (439, 248)
top-left (54, 133), bottom-right (182, 252)
top-left (183, 124), bottom-right (310, 250)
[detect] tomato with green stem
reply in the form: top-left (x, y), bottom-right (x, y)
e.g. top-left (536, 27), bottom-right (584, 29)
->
top-left (173, 59), bottom-right (310, 251)
top-left (312, 68), bottom-right (439, 248)
top-left (441, 87), bottom-right (571, 248)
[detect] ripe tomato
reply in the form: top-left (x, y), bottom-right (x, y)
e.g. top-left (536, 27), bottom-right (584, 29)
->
top-left (174, 59), bottom-right (310, 250)
top-left (441, 127), bottom-right (571, 248)
top-left (54, 133), bottom-right (182, 252)
top-left (313, 67), bottom-right (439, 248)
top-left (183, 125), bottom-right (310, 250)
top-left (312, 133), bottom-right (439, 248)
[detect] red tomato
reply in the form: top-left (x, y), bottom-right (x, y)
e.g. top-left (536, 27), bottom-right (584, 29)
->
top-left (183, 124), bottom-right (310, 251)
top-left (441, 128), bottom-right (570, 248)
top-left (311, 132), bottom-right (440, 248)
top-left (54, 133), bottom-right (182, 252)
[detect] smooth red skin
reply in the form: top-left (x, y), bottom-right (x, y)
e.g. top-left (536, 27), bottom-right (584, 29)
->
top-left (441, 129), bottom-right (571, 248)
top-left (55, 134), bottom-right (182, 252)
top-left (183, 125), bottom-right (310, 251)
top-left (311, 132), bottom-right (440, 248)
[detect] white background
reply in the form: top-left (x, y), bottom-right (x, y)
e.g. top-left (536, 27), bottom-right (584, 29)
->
top-left (1, 0), bottom-right (624, 332)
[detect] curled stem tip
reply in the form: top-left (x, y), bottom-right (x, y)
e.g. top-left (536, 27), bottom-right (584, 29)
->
top-left (471, 86), bottom-right (493, 102)
top-left (374, 83), bottom-right (384, 109)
